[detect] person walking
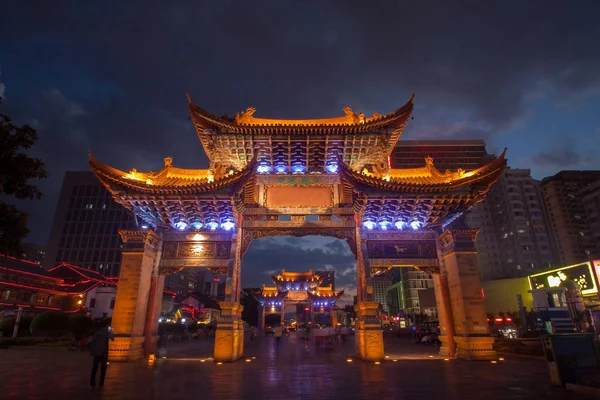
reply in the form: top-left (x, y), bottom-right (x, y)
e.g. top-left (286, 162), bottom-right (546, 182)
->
top-left (89, 320), bottom-right (114, 389)
top-left (273, 324), bottom-right (284, 347)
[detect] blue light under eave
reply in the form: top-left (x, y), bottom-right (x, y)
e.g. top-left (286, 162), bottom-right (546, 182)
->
top-left (221, 221), bottom-right (235, 231)
top-left (326, 164), bottom-right (338, 174)
top-left (410, 220), bottom-right (423, 230)
top-left (175, 221), bottom-right (188, 231)
top-left (394, 220), bottom-right (407, 230)
top-left (257, 165), bottom-right (271, 174)
top-left (275, 165), bottom-right (287, 174)
top-left (192, 222), bottom-right (203, 230)
top-left (379, 221), bottom-right (391, 230)
top-left (206, 221), bottom-right (219, 231)
top-left (363, 221), bottom-right (377, 230)
top-left (292, 165), bottom-right (306, 174)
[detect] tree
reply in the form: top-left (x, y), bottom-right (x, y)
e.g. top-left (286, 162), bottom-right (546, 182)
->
top-left (68, 314), bottom-right (94, 340)
top-left (30, 311), bottom-right (70, 338)
top-left (240, 289), bottom-right (259, 327)
top-left (0, 100), bottom-right (48, 255)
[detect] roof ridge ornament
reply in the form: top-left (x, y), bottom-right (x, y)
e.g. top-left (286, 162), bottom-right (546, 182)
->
top-left (425, 156), bottom-right (434, 166)
top-left (164, 156), bottom-right (173, 167)
top-left (234, 107), bottom-right (256, 124)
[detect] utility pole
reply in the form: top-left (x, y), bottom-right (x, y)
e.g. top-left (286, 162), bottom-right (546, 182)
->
top-left (517, 294), bottom-right (527, 333)
top-left (12, 306), bottom-right (23, 338)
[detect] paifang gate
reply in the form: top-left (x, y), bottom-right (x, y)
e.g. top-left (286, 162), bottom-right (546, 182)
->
top-left (89, 94), bottom-right (506, 362)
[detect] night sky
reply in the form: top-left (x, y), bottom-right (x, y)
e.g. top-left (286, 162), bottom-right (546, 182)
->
top-left (1, 1), bottom-right (599, 302)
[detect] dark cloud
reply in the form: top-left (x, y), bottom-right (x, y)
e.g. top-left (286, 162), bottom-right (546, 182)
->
top-left (532, 146), bottom-right (594, 168)
top-left (1, 0), bottom-right (599, 244)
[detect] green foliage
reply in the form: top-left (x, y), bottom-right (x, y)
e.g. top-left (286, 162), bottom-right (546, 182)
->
top-left (240, 290), bottom-right (259, 326)
top-left (68, 314), bottom-right (94, 340)
top-left (0, 107), bottom-right (48, 255)
top-left (0, 316), bottom-right (33, 337)
top-left (30, 311), bottom-right (70, 338)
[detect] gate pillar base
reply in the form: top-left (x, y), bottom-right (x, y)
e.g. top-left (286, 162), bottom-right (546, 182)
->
top-left (438, 335), bottom-right (455, 358)
top-left (455, 336), bottom-right (497, 360)
top-left (109, 335), bottom-right (145, 361)
top-left (354, 301), bottom-right (385, 362)
top-left (214, 302), bottom-right (245, 362)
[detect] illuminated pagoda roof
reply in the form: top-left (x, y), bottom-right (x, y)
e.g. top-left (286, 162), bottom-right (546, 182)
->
top-left (340, 150), bottom-right (507, 230)
top-left (188, 94), bottom-right (414, 173)
top-left (271, 269), bottom-right (322, 284)
top-left (88, 94), bottom-right (507, 233)
top-left (89, 152), bottom-right (254, 195)
top-left (256, 270), bottom-right (344, 301)
top-left (259, 285), bottom-right (286, 299)
top-left (340, 149), bottom-right (506, 193)
top-left (309, 285), bottom-right (344, 299)
top-left (89, 152), bottom-right (256, 230)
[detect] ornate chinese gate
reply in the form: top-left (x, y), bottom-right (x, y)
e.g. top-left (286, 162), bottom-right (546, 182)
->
top-left (90, 94), bottom-right (505, 362)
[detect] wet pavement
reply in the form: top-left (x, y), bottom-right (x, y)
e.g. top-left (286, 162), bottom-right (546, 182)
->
top-left (0, 333), bottom-right (592, 400)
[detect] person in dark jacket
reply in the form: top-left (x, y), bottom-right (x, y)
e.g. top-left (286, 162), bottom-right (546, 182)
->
top-left (89, 320), bottom-right (114, 389)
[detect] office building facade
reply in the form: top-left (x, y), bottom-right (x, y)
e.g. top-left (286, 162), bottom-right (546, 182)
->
top-left (541, 171), bottom-right (600, 265)
top-left (43, 171), bottom-right (137, 277)
top-left (468, 168), bottom-right (557, 279)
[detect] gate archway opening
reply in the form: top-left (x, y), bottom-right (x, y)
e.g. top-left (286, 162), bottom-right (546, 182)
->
top-left (242, 235), bottom-right (355, 331)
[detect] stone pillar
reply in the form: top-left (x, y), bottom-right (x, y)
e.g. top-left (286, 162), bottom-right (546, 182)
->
top-left (438, 228), bottom-right (497, 360)
top-left (213, 221), bottom-right (244, 362)
top-left (331, 308), bottom-right (338, 326)
top-left (109, 230), bottom-right (161, 361)
top-left (354, 301), bottom-right (384, 361)
top-left (353, 217), bottom-right (385, 361)
top-left (432, 272), bottom-right (456, 357)
top-left (257, 305), bottom-right (265, 332)
top-left (214, 302), bottom-right (244, 362)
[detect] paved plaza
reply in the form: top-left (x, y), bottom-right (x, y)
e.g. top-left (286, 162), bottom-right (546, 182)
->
top-left (0, 334), bottom-right (593, 400)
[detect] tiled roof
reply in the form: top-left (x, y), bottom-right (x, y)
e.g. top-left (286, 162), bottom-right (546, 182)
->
top-left (89, 152), bottom-right (256, 195)
top-left (340, 149), bottom-right (507, 193)
top-left (0, 254), bottom-right (57, 279)
top-left (188, 95), bottom-right (414, 134)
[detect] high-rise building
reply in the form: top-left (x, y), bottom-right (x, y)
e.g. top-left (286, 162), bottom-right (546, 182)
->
top-left (44, 171), bottom-right (191, 294)
top-left (386, 282), bottom-right (404, 317)
top-left (468, 168), bottom-right (557, 279)
top-left (43, 171), bottom-right (137, 277)
top-left (398, 268), bottom-right (435, 319)
top-left (541, 171), bottom-right (600, 265)
top-left (390, 268), bottom-right (402, 285)
top-left (372, 272), bottom-right (392, 312)
top-left (581, 180), bottom-right (600, 259)
top-left (20, 243), bottom-right (46, 264)
top-left (391, 140), bottom-right (491, 171)
top-left (315, 270), bottom-right (335, 291)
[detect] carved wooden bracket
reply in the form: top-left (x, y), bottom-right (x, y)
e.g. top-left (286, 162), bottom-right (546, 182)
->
top-left (241, 228), bottom-right (357, 257)
top-left (118, 229), bottom-right (161, 249)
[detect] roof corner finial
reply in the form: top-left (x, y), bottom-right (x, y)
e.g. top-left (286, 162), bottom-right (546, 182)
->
top-left (235, 107), bottom-right (256, 124)
top-left (164, 156), bottom-right (173, 167)
top-left (425, 155), bottom-right (434, 166)
top-left (87, 149), bottom-right (94, 160)
top-left (410, 93), bottom-right (416, 102)
top-left (186, 93), bottom-right (192, 104)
